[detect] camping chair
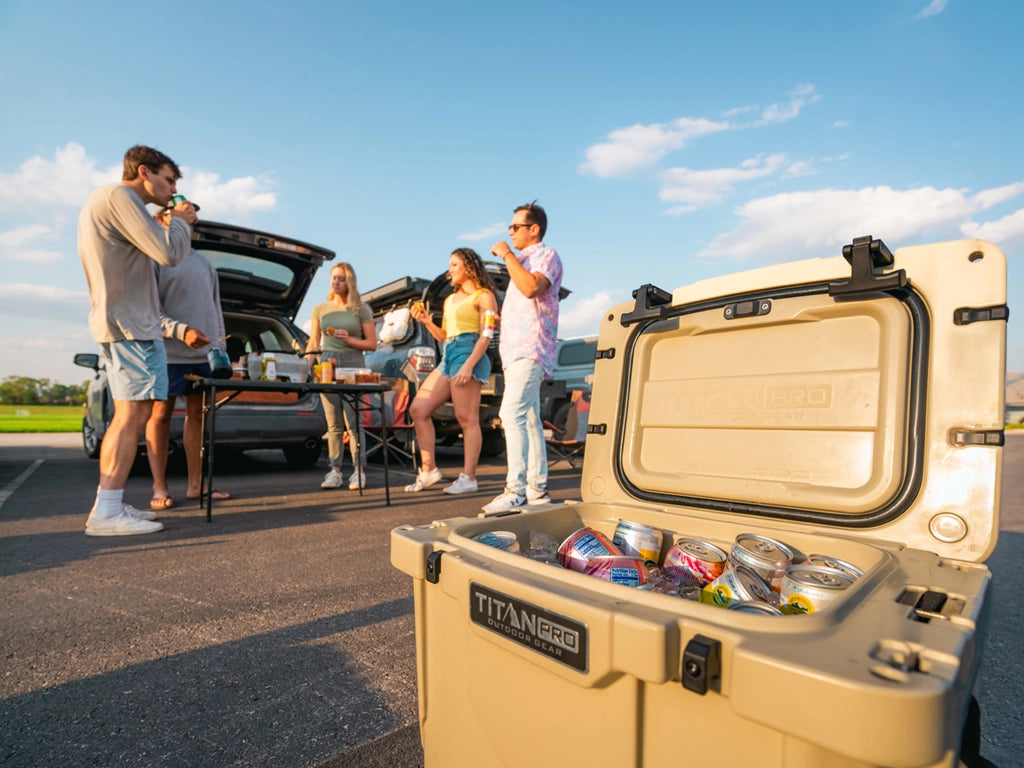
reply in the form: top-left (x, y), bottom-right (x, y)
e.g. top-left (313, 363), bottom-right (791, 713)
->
top-left (544, 389), bottom-right (590, 469)
top-left (361, 375), bottom-right (419, 470)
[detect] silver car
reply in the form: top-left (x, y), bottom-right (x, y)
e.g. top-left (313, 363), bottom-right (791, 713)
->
top-left (73, 220), bottom-right (334, 467)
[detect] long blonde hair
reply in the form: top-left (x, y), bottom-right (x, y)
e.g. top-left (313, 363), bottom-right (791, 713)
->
top-left (327, 262), bottom-right (359, 305)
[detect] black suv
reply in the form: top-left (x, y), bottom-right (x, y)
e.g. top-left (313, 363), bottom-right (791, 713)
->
top-left (362, 262), bottom-right (569, 458)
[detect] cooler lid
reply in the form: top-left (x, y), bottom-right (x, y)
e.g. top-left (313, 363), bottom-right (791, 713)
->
top-left (581, 237), bottom-right (1007, 562)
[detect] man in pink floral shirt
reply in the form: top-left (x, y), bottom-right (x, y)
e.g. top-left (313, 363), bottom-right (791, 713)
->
top-left (484, 201), bottom-right (563, 513)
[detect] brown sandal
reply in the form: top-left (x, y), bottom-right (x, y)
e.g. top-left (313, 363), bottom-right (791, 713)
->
top-left (150, 494), bottom-right (175, 510)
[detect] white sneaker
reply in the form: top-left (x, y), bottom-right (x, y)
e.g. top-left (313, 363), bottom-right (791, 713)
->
top-left (86, 507), bottom-right (164, 537)
top-left (348, 468), bottom-right (366, 490)
top-left (526, 487), bottom-right (551, 505)
top-left (404, 467), bottom-right (443, 492)
top-left (126, 504), bottom-right (159, 521)
top-left (444, 473), bottom-right (479, 495)
top-left (481, 490), bottom-right (527, 514)
top-left (321, 468), bottom-right (344, 489)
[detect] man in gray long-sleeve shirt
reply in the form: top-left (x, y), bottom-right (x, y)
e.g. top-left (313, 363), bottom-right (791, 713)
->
top-left (78, 145), bottom-right (198, 536)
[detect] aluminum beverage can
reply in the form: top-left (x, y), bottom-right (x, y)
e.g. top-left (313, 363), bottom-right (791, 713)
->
top-left (474, 531), bottom-right (521, 554)
top-left (703, 565), bottom-right (773, 608)
top-left (780, 565), bottom-right (855, 615)
top-left (728, 600), bottom-right (784, 616)
top-left (483, 309), bottom-right (497, 335)
top-left (663, 538), bottom-right (727, 587)
top-left (612, 519), bottom-right (663, 565)
top-left (557, 527), bottom-right (621, 572)
top-left (584, 556), bottom-right (649, 587)
top-left (170, 194), bottom-right (188, 207)
top-left (806, 553), bottom-right (863, 580)
top-left (728, 534), bottom-right (795, 592)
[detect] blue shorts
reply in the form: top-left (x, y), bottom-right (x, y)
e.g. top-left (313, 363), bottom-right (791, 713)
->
top-left (100, 340), bottom-right (168, 401)
top-left (441, 333), bottom-right (491, 383)
top-left (167, 362), bottom-right (213, 397)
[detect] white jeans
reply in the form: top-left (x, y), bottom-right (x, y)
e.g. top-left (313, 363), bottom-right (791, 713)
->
top-left (499, 358), bottom-right (548, 496)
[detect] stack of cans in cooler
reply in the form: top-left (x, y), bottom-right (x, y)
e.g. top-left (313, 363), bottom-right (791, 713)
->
top-left (479, 521), bottom-right (865, 617)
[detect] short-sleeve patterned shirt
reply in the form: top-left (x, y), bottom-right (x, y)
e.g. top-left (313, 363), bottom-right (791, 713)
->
top-left (498, 242), bottom-right (563, 376)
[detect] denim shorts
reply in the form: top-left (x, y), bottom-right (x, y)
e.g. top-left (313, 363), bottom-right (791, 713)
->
top-left (167, 362), bottom-right (213, 397)
top-left (100, 339), bottom-right (168, 401)
top-left (441, 333), bottom-right (491, 383)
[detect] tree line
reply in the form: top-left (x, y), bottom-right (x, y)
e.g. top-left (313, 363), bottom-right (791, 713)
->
top-left (0, 376), bottom-right (89, 405)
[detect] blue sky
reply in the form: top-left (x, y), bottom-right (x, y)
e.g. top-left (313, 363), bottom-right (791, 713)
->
top-left (1, 0), bottom-right (1022, 386)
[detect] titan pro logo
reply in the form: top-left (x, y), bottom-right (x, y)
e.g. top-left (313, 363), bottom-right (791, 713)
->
top-left (470, 583), bottom-right (588, 672)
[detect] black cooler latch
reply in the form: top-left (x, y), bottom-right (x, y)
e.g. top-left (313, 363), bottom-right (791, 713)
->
top-left (953, 305), bottom-right (1009, 325)
top-left (620, 284), bottom-right (672, 326)
top-left (829, 236), bottom-right (907, 298)
top-left (682, 634), bottom-right (721, 695)
top-left (425, 551), bottom-right (443, 584)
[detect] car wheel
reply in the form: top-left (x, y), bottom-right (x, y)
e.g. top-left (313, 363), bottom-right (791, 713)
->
top-left (479, 429), bottom-right (506, 458)
top-left (82, 417), bottom-right (102, 459)
top-left (283, 439), bottom-right (323, 468)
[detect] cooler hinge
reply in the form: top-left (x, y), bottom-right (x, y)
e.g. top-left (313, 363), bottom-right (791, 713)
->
top-left (682, 634), bottom-right (721, 695)
top-left (953, 304), bottom-right (1009, 326)
top-left (425, 551), bottom-right (443, 584)
top-left (949, 428), bottom-right (1004, 447)
top-left (587, 423), bottom-right (607, 435)
top-left (828, 235), bottom-right (907, 298)
top-left (595, 347), bottom-right (615, 360)
top-left (620, 284), bottom-right (672, 326)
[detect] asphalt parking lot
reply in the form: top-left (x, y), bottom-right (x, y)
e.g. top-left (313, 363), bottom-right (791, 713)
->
top-left (1, 434), bottom-right (1021, 768)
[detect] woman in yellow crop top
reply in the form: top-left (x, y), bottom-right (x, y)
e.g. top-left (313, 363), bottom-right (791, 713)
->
top-left (406, 248), bottom-right (498, 494)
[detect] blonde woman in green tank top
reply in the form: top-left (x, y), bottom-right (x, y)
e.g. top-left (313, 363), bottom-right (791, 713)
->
top-left (405, 248), bottom-right (498, 494)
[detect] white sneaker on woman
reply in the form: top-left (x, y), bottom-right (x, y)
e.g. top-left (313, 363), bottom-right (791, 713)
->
top-left (443, 473), bottom-right (478, 495)
top-left (348, 468), bottom-right (366, 490)
top-left (404, 467), bottom-right (443, 492)
top-left (321, 468), bottom-right (344, 489)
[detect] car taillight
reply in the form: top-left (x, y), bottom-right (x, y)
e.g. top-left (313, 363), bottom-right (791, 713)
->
top-left (408, 345), bottom-right (436, 372)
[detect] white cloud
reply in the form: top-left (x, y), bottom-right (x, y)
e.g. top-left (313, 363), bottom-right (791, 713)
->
top-left (700, 183), bottom-right (1024, 261)
top-left (914, 0), bottom-right (948, 21)
top-left (0, 142), bottom-right (118, 210)
top-left (579, 117), bottom-right (732, 178)
top-left (457, 222), bottom-right (506, 241)
top-left (558, 290), bottom-right (621, 339)
top-left (579, 85), bottom-right (819, 179)
top-left (659, 153), bottom-right (788, 212)
top-left (0, 224), bottom-right (54, 247)
top-left (758, 84), bottom-right (820, 124)
top-left (181, 168), bottom-right (277, 217)
top-left (0, 144), bottom-right (277, 220)
top-left (6, 249), bottom-right (63, 263)
top-left (961, 208), bottom-right (1024, 243)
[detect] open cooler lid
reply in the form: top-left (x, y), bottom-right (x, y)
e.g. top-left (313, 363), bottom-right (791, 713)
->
top-left (582, 237), bottom-right (1007, 562)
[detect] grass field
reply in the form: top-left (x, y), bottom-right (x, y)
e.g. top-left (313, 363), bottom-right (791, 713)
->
top-left (0, 404), bottom-right (83, 433)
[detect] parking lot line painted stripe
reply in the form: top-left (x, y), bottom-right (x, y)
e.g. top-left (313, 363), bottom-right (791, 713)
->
top-left (0, 459), bottom-right (44, 509)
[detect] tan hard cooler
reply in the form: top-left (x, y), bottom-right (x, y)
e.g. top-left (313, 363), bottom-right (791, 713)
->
top-left (391, 236), bottom-right (1007, 768)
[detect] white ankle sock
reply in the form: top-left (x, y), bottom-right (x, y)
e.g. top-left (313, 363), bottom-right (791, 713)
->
top-left (92, 487), bottom-right (124, 520)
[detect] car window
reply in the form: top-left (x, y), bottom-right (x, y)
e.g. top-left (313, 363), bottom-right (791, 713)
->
top-left (558, 341), bottom-right (597, 367)
top-left (198, 249), bottom-right (295, 293)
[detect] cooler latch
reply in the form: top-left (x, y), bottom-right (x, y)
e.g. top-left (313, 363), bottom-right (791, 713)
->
top-left (682, 634), bottom-right (721, 695)
top-left (828, 235), bottom-right (907, 298)
top-left (953, 304), bottom-right (1009, 325)
top-left (620, 284), bottom-right (672, 326)
top-left (595, 347), bottom-right (615, 360)
top-left (949, 428), bottom-right (1004, 447)
top-left (425, 551), bottom-right (443, 584)
top-left (587, 423), bottom-right (607, 435)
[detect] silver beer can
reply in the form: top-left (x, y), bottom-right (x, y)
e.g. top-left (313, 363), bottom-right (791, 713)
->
top-left (612, 519), bottom-right (663, 565)
top-left (728, 534), bottom-right (795, 592)
top-left (780, 565), bottom-right (855, 615)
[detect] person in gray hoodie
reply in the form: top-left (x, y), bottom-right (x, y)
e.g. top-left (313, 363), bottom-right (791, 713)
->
top-left (146, 236), bottom-right (232, 510)
top-left (78, 145), bottom-right (197, 536)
